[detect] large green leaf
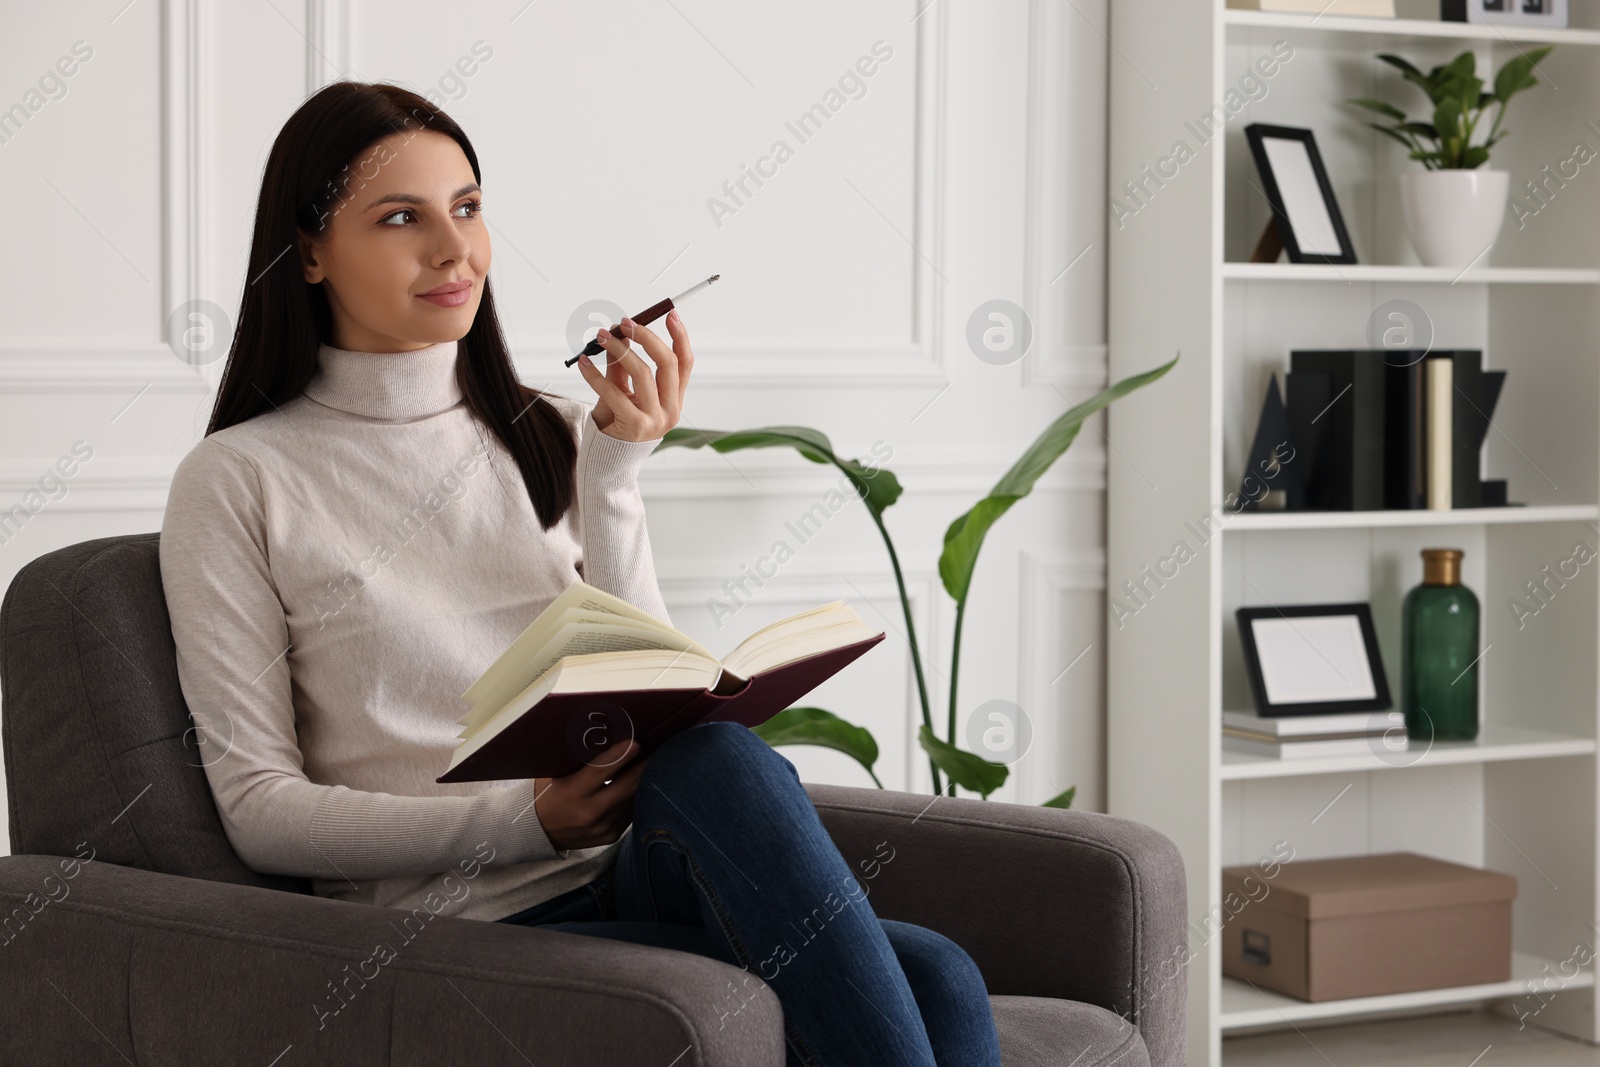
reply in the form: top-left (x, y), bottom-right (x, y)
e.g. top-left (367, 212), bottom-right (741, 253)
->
top-left (1347, 97), bottom-right (1406, 121)
top-left (1377, 52), bottom-right (1426, 84)
top-left (1442, 54), bottom-right (1482, 109)
top-left (917, 725), bottom-right (1007, 798)
top-left (1367, 123), bottom-right (1418, 152)
top-left (937, 354), bottom-right (1179, 603)
top-left (1495, 45), bottom-right (1551, 103)
top-left (1433, 95), bottom-right (1462, 136)
top-left (658, 426), bottom-right (903, 516)
top-left (753, 706), bottom-right (883, 787)
top-left (1450, 76), bottom-right (1483, 113)
top-left (1442, 51), bottom-right (1478, 91)
top-left (1043, 786), bottom-right (1076, 809)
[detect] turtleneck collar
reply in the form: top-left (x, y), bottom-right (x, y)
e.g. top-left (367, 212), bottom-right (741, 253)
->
top-left (303, 339), bottom-right (464, 421)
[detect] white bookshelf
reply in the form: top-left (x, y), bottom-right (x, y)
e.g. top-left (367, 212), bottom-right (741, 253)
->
top-left (1226, 503), bottom-right (1599, 530)
top-left (1221, 950), bottom-right (1596, 1030)
top-left (1224, 9), bottom-right (1600, 47)
top-left (1219, 262), bottom-right (1600, 283)
top-left (1221, 722), bottom-right (1597, 780)
top-left (1106, 5), bottom-right (1600, 1065)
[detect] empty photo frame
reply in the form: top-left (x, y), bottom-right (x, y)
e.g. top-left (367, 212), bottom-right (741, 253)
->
top-left (1236, 603), bottom-right (1392, 716)
top-left (1244, 124), bottom-right (1357, 265)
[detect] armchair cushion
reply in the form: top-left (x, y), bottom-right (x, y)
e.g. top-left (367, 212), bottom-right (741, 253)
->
top-left (0, 853), bottom-right (784, 1066)
top-left (805, 781), bottom-right (1186, 1067)
top-left (993, 998), bottom-right (1150, 1067)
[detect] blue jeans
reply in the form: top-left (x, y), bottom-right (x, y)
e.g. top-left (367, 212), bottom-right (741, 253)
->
top-left (495, 720), bottom-right (1002, 1067)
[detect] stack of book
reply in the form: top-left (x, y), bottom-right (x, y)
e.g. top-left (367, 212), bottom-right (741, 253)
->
top-left (1223, 710), bottom-right (1408, 760)
top-left (1285, 349), bottom-right (1506, 512)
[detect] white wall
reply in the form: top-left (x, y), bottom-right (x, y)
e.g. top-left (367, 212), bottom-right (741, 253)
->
top-left (0, 0), bottom-right (1112, 855)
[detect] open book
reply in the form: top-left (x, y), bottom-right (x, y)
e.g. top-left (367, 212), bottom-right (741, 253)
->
top-left (436, 580), bottom-right (885, 782)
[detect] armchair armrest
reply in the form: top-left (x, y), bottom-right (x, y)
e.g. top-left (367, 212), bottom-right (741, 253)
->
top-left (0, 854), bottom-right (784, 1066)
top-left (805, 782), bottom-right (1188, 1067)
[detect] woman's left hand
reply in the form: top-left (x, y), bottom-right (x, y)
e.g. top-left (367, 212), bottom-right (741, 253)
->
top-left (578, 309), bottom-right (693, 441)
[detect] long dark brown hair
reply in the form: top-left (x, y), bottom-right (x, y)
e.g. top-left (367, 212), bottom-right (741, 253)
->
top-left (206, 80), bottom-right (578, 530)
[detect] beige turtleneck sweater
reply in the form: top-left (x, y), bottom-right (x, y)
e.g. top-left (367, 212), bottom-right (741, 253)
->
top-left (159, 339), bottom-right (667, 922)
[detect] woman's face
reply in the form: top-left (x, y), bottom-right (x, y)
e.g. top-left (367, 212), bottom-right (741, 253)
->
top-left (298, 129), bottom-right (491, 353)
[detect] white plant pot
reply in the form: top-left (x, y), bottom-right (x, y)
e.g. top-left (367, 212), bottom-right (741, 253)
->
top-left (1398, 169), bottom-right (1511, 269)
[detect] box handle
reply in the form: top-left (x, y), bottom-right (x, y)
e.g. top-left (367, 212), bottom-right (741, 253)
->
top-left (1241, 929), bottom-right (1271, 966)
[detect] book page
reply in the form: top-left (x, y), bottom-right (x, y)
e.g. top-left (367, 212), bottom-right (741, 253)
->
top-left (719, 601), bottom-right (880, 678)
top-left (455, 651), bottom-right (720, 741)
top-left (457, 621), bottom-right (718, 735)
top-left (462, 580), bottom-right (712, 705)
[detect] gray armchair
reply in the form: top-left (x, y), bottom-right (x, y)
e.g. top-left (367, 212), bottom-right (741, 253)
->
top-left (0, 533), bottom-right (1187, 1066)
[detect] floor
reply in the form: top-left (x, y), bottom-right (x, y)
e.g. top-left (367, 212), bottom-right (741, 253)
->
top-left (1224, 1011), bottom-right (1600, 1066)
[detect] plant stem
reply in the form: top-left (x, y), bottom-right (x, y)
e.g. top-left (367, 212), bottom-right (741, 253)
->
top-left (946, 597), bottom-right (966, 797)
top-left (1485, 100), bottom-right (1507, 147)
top-left (1460, 108), bottom-right (1480, 167)
top-left (857, 476), bottom-right (944, 795)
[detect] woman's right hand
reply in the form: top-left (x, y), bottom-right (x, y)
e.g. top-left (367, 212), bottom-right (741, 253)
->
top-left (533, 738), bottom-right (649, 853)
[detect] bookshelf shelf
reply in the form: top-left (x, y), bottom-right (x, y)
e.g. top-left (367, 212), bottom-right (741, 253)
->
top-left (1109, 4), bottom-right (1600, 1064)
top-left (1219, 951), bottom-right (1594, 1030)
top-left (1221, 723), bottom-right (1597, 780)
top-left (1220, 263), bottom-right (1600, 285)
top-left (1223, 504), bottom-right (1600, 531)
top-left (1223, 10), bottom-right (1600, 49)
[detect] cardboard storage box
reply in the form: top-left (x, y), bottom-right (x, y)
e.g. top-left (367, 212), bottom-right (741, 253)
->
top-left (1220, 851), bottom-right (1517, 1001)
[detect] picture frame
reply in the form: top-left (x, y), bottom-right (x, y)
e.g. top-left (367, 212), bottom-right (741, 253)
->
top-left (1236, 602), bottom-right (1392, 716)
top-left (1444, 0), bottom-right (1568, 28)
top-left (1244, 124), bottom-right (1358, 265)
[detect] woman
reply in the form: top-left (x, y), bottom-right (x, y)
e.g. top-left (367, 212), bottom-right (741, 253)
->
top-left (160, 80), bottom-right (1000, 1066)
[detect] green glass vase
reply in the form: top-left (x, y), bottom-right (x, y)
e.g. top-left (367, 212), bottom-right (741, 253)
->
top-left (1401, 548), bottom-right (1480, 743)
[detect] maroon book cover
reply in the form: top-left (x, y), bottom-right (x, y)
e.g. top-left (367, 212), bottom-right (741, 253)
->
top-left (436, 632), bottom-right (885, 782)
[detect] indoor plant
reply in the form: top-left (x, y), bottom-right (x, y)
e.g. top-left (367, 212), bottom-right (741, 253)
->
top-left (1349, 46), bottom-right (1551, 267)
top-left (653, 354), bottom-right (1178, 805)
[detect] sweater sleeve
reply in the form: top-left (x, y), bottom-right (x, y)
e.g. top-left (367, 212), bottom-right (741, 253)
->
top-left (159, 437), bottom-right (563, 882)
top-left (571, 399), bottom-right (673, 628)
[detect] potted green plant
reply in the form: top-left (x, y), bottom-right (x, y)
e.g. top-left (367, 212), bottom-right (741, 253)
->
top-left (653, 354), bottom-right (1179, 804)
top-left (1349, 46), bottom-right (1550, 268)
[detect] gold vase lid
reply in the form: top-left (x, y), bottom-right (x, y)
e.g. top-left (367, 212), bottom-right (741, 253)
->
top-left (1421, 548), bottom-right (1463, 586)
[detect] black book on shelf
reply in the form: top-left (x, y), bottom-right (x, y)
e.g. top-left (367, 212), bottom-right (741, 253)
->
top-left (1290, 349), bottom-right (1492, 512)
top-left (1288, 350), bottom-right (1387, 510)
top-left (1284, 370), bottom-right (1329, 498)
top-left (1382, 352), bottom-right (1428, 510)
top-left (1443, 350), bottom-right (1484, 509)
top-left (1385, 350), bottom-right (1485, 509)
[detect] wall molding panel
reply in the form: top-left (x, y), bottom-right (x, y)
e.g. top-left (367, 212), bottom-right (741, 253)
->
top-left (0, 447), bottom-right (1107, 516)
top-left (305, 0), bottom-right (354, 93)
top-left (0, 347), bottom-right (210, 394)
top-left (1016, 549), bottom-right (1109, 811)
top-left (1020, 0), bottom-right (1110, 396)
